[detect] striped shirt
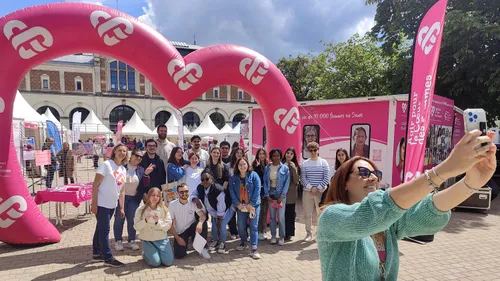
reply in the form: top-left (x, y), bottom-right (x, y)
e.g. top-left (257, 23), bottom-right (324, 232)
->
top-left (300, 157), bottom-right (330, 192)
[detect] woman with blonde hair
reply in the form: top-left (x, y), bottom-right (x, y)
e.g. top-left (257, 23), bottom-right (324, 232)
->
top-left (134, 187), bottom-right (174, 267)
top-left (317, 131), bottom-right (497, 281)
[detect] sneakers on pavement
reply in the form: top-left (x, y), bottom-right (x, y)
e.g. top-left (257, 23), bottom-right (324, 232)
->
top-left (231, 234), bottom-right (238, 240)
top-left (114, 240), bottom-right (124, 251)
top-left (270, 237), bottom-right (277, 244)
top-left (128, 241), bottom-right (140, 251)
top-left (258, 232), bottom-right (266, 241)
top-left (200, 248), bottom-right (211, 259)
top-left (236, 243), bottom-right (249, 251)
top-left (209, 241), bottom-right (219, 252)
top-left (251, 249), bottom-right (261, 259)
top-left (92, 253), bottom-right (104, 261)
top-left (278, 237), bottom-right (285, 246)
top-left (304, 233), bottom-right (313, 242)
top-left (218, 242), bottom-right (228, 254)
top-left (104, 257), bottom-right (125, 267)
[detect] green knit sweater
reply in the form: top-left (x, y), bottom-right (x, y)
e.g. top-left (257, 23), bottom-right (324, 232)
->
top-left (317, 190), bottom-right (451, 281)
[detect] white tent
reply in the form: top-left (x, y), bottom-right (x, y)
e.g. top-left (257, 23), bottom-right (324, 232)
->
top-left (80, 110), bottom-right (112, 134)
top-left (13, 91), bottom-right (46, 124)
top-left (191, 114), bottom-right (220, 137)
top-left (218, 124), bottom-right (233, 134)
top-left (229, 122), bottom-right (241, 135)
top-left (121, 112), bottom-right (154, 136)
top-left (183, 126), bottom-right (193, 137)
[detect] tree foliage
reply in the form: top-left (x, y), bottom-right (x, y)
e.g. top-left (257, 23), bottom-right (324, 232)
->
top-left (276, 54), bottom-right (325, 101)
top-left (366, 0), bottom-right (500, 122)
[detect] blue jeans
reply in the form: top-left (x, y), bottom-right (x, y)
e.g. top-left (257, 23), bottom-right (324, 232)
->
top-left (269, 198), bottom-right (287, 238)
top-left (211, 207), bottom-right (236, 243)
top-left (92, 206), bottom-right (115, 261)
top-left (113, 196), bottom-right (139, 241)
top-left (237, 205), bottom-right (260, 249)
top-left (142, 239), bottom-right (174, 267)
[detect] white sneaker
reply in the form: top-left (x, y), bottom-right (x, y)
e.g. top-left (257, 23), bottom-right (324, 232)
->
top-left (114, 240), bottom-right (124, 251)
top-left (200, 248), bottom-right (211, 259)
top-left (304, 233), bottom-right (313, 242)
top-left (270, 237), bottom-right (277, 244)
top-left (208, 241), bottom-right (219, 251)
top-left (231, 234), bottom-right (238, 240)
top-left (128, 241), bottom-right (140, 251)
top-left (217, 242), bottom-right (228, 254)
top-left (278, 237), bottom-right (285, 246)
top-left (258, 232), bottom-right (266, 241)
top-left (251, 249), bottom-right (261, 259)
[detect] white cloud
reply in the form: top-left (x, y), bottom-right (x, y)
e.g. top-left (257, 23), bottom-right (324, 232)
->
top-left (138, 0), bottom-right (377, 62)
top-left (68, 0), bottom-right (106, 5)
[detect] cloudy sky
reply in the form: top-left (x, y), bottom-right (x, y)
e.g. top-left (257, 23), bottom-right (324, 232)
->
top-left (1, 0), bottom-right (376, 62)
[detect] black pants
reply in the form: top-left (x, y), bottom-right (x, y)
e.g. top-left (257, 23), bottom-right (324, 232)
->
top-left (173, 220), bottom-right (208, 259)
top-left (228, 212), bottom-right (238, 235)
top-left (285, 203), bottom-right (296, 238)
top-left (64, 177), bottom-right (75, 185)
top-left (93, 155), bottom-right (99, 168)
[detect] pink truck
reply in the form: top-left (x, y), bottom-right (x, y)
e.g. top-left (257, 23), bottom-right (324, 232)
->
top-left (249, 94), bottom-right (463, 188)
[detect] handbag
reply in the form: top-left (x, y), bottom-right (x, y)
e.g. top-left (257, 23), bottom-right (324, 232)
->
top-left (162, 163), bottom-right (178, 204)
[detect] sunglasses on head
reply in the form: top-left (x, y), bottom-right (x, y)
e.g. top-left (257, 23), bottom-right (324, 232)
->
top-left (355, 167), bottom-right (382, 181)
top-left (201, 177), bottom-right (210, 182)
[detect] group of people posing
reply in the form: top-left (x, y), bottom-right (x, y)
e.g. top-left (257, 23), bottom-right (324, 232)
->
top-left (90, 124), bottom-right (354, 268)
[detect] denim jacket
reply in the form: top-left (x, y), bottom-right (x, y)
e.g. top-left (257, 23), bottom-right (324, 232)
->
top-left (229, 171), bottom-right (261, 208)
top-left (167, 163), bottom-right (185, 183)
top-left (263, 163), bottom-right (290, 199)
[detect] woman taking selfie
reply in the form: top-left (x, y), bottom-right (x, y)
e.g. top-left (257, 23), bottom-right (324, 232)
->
top-left (317, 131), bottom-right (497, 281)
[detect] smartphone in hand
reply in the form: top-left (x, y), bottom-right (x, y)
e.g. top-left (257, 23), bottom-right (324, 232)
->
top-left (464, 108), bottom-right (488, 147)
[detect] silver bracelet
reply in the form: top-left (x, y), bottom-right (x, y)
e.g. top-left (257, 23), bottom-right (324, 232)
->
top-left (424, 170), bottom-right (440, 192)
top-left (463, 179), bottom-right (481, 194)
top-left (431, 167), bottom-right (445, 181)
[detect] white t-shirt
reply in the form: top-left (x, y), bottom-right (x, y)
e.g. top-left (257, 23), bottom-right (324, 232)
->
top-left (183, 149), bottom-right (210, 168)
top-left (96, 160), bottom-right (126, 209)
top-left (184, 167), bottom-right (204, 196)
top-left (169, 199), bottom-right (205, 234)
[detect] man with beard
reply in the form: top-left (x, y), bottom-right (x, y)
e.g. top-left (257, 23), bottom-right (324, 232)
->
top-left (139, 139), bottom-right (167, 198)
top-left (156, 125), bottom-right (176, 171)
top-left (183, 135), bottom-right (210, 168)
top-left (219, 141), bottom-right (231, 164)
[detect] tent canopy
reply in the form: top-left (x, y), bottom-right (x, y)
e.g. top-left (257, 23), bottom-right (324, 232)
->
top-left (191, 114), bottom-right (220, 136)
top-left (121, 112), bottom-right (154, 136)
top-left (218, 124), bottom-right (233, 134)
top-left (80, 110), bottom-right (112, 134)
top-left (13, 91), bottom-right (46, 124)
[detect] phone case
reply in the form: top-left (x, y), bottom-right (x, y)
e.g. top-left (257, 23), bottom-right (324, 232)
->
top-left (463, 109), bottom-right (487, 135)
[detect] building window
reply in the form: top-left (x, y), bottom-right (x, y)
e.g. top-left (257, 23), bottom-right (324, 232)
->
top-left (110, 61), bottom-right (136, 91)
top-left (238, 89), bottom-right (244, 100)
top-left (41, 74), bottom-right (50, 90)
top-left (213, 87), bottom-right (219, 98)
top-left (75, 77), bottom-right (83, 91)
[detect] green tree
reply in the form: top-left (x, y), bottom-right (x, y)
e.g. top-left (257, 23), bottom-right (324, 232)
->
top-left (276, 54), bottom-right (325, 101)
top-left (366, 0), bottom-right (500, 122)
top-left (315, 33), bottom-right (411, 99)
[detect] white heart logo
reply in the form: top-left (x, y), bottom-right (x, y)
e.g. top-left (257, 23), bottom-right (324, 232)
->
top-left (167, 59), bottom-right (203, 91)
top-left (0, 195), bottom-right (27, 229)
top-left (239, 56), bottom-right (269, 85)
top-left (273, 107), bottom-right (300, 134)
top-left (417, 22), bottom-right (441, 55)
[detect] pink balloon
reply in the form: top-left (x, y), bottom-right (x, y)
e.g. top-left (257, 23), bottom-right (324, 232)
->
top-left (0, 3), bottom-right (300, 244)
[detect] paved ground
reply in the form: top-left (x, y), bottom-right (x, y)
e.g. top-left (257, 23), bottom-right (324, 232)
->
top-left (2, 159), bottom-right (500, 280)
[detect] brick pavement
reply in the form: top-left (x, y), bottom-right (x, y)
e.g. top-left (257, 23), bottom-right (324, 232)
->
top-left (1, 159), bottom-right (499, 280)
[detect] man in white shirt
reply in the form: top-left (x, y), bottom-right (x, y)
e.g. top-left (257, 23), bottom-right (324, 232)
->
top-left (156, 125), bottom-right (176, 171)
top-left (169, 183), bottom-right (210, 259)
top-left (183, 135), bottom-right (209, 168)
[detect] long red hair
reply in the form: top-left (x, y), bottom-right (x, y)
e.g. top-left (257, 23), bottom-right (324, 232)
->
top-left (321, 156), bottom-right (379, 210)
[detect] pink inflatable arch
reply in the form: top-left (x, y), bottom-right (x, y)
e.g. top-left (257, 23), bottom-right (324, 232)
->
top-left (0, 3), bottom-right (300, 244)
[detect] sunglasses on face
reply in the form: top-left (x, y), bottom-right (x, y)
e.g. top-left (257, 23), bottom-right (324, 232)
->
top-left (355, 167), bottom-right (383, 181)
top-left (147, 145), bottom-right (156, 148)
top-left (134, 154), bottom-right (143, 158)
top-left (178, 190), bottom-right (189, 195)
top-left (308, 149), bottom-right (318, 153)
top-left (201, 178), bottom-right (210, 182)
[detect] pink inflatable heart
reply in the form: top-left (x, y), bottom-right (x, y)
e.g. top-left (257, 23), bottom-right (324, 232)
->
top-left (0, 3), bottom-right (300, 244)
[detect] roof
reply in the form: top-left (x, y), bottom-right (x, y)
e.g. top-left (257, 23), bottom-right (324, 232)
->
top-left (47, 41), bottom-right (202, 66)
